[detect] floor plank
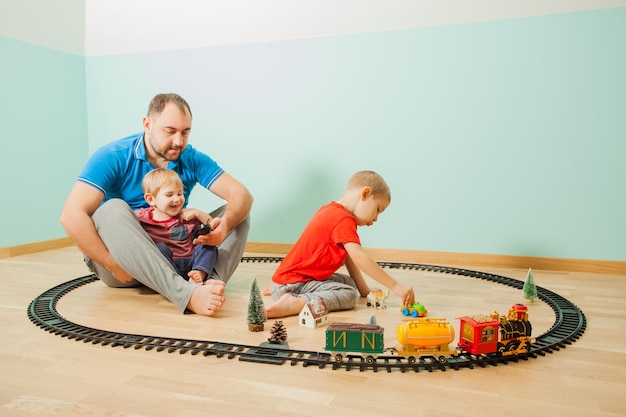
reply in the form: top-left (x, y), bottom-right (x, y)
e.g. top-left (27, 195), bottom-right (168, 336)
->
top-left (1, 246), bottom-right (624, 417)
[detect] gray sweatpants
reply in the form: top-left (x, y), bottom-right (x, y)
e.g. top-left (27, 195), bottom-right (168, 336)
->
top-left (86, 198), bottom-right (250, 313)
top-left (270, 273), bottom-right (359, 311)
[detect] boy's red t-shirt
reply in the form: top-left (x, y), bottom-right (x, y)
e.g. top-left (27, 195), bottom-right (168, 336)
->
top-left (134, 207), bottom-right (200, 259)
top-left (272, 201), bottom-right (360, 284)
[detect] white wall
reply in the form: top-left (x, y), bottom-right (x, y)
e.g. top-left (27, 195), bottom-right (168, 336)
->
top-left (0, 0), bottom-right (85, 55)
top-left (2, 0), bottom-right (625, 55)
top-left (2, 0), bottom-right (624, 55)
top-left (83, 0), bottom-right (626, 55)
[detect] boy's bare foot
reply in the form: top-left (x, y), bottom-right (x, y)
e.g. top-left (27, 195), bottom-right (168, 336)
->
top-left (187, 280), bottom-right (225, 316)
top-left (262, 284), bottom-right (272, 296)
top-left (188, 270), bottom-right (207, 284)
top-left (265, 293), bottom-right (305, 318)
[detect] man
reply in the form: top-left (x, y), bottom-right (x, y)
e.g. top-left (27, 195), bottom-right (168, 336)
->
top-left (60, 93), bottom-right (253, 316)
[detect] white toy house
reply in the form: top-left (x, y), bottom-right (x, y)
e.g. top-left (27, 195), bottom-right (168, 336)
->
top-left (298, 298), bottom-right (329, 328)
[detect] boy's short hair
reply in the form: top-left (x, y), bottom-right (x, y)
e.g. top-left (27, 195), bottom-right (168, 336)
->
top-left (142, 168), bottom-right (184, 196)
top-left (347, 170), bottom-right (391, 200)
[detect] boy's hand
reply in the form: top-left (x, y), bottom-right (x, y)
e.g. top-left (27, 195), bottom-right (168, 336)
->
top-left (392, 283), bottom-right (415, 308)
top-left (180, 208), bottom-right (199, 222)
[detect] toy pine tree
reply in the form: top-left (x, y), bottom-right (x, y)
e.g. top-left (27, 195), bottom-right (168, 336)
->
top-left (268, 320), bottom-right (288, 344)
top-left (522, 268), bottom-right (538, 302)
top-left (247, 279), bottom-right (266, 332)
top-left (368, 312), bottom-right (377, 325)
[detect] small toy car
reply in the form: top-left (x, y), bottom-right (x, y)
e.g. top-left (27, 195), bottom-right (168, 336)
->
top-left (401, 302), bottom-right (427, 318)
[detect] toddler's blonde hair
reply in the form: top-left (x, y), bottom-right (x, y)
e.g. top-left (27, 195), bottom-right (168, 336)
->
top-left (142, 168), bottom-right (184, 196)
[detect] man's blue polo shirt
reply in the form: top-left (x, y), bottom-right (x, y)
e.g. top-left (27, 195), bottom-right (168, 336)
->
top-left (77, 133), bottom-right (224, 209)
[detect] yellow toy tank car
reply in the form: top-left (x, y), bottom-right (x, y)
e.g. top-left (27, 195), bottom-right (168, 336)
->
top-left (394, 318), bottom-right (457, 364)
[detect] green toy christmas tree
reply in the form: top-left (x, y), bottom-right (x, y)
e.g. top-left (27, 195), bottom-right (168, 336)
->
top-left (522, 267), bottom-right (538, 302)
top-left (247, 279), bottom-right (267, 332)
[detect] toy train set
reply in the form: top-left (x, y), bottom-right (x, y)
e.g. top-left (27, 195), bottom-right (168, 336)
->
top-left (325, 304), bottom-right (533, 365)
top-left (28, 257), bottom-right (587, 373)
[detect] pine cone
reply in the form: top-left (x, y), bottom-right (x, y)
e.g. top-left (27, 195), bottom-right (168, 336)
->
top-left (268, 320), bottom-right (288, 343)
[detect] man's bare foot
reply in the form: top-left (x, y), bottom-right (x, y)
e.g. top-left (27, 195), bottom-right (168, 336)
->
top-left (187, 280), bottom-right (226, 316)
top-left (188, 270), bottom-right (207, 284)
top-left (265, 293), bottom-right (305, 318)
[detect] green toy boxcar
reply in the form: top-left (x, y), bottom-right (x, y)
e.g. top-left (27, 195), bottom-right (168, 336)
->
top-left (324, 322), bottom-right (385, 364)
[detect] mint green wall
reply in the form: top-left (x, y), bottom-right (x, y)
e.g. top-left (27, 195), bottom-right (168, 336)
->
top-left (2, 8), bottom-right (624, 262)
top-left (0, 37), bottom-right (87, 247)
top-left (84, 8), bottom-right (626, 262)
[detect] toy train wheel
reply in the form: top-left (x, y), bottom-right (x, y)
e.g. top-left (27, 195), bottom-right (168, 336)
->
top-left (407, 356), bottom-right (417, 365)
top-left (437, 356), bottom-right (447, 365)
top-left (411, 310), bottom-right (419, 318)
top-left (506, 341), bottom-right (519, 352)
top-left (334, 354), bottom-right (343, 363)
top-left (365, 356), bottom-right (375, 365)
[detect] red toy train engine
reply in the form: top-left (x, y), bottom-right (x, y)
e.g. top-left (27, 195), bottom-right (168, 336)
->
top-left (458, 303), bottom-right (532, 356)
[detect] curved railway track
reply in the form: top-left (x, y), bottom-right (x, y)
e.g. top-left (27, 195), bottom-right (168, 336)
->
top-left (28, 257), bottom-right (587, 373)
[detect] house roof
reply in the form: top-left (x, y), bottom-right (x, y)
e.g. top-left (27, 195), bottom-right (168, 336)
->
top-left (301, 298), bottom-right (328, 318)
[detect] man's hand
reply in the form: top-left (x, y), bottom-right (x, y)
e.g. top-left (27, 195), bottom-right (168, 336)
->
top-left (193, 217), bottom-right (225, 246)
top-left (110, 263), bottom-right (135, 284)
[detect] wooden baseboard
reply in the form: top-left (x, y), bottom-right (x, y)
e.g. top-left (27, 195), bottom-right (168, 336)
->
top-left (244, 242), bottom-right (626, 275)
top-left (0, 237), bottom-right (75, 259)
top-left (2, 239), bottom-right (624, 275)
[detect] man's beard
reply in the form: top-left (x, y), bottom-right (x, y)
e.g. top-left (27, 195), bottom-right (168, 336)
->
top-left (151, 142), bottom-right (182, 162)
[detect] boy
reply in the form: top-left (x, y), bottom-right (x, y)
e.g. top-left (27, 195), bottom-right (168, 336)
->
top-left (135, 168), bottom-right (217, 283)
top-left (265, 170), bottom-right (415, 318)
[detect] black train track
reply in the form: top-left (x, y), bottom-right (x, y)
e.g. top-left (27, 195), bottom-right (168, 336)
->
top-left (28, 257), bottom-right (587, 373)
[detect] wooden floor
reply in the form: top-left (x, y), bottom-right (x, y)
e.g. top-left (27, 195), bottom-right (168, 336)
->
top-left (1, 246), bottom-right (625, 417)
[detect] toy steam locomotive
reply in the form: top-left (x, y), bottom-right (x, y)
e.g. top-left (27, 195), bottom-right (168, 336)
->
top-left (324, 304), bottom-right (532, 364)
